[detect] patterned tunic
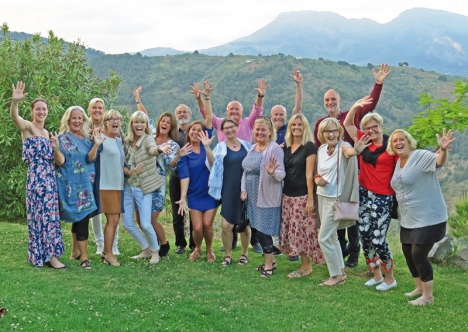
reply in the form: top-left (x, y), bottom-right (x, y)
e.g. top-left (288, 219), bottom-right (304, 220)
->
top-left (22, 136), bottom-right (64, 266)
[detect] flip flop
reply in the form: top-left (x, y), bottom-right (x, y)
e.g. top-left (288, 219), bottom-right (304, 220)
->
top-left (287, 270), bottom-right (311, 278)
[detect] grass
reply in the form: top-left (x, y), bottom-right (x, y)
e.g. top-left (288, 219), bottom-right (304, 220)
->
top-left (1, 218), bottom-right (467, 332)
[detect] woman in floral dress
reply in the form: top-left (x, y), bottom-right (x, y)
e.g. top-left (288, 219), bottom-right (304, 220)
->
top-left (51, 106), bottom-right (104, 270)
top-left (9, 81), bottom-right (66, 268)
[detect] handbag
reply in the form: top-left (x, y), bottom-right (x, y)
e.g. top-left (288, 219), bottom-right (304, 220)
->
top-left (333, 142), bottom-right (359, 221)
top-left (236, 200), bottom-right (249, 233)
top-left (390, 194), bottom-right (399, 219)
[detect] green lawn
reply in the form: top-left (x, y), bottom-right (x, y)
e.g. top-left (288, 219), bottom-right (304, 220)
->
top-left (1, 219), bottom-right (467, 331)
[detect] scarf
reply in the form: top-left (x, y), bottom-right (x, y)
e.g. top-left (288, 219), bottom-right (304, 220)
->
top-left (361, 134), bottom-right (388, 168)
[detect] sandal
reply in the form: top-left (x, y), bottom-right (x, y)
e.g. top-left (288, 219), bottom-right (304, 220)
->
top-left (70, 254), bottom-right (81, 261)
top-left (255, 261), bottom-right (277, 271)
top-left (319, 278), bottom-right (345, 286)
top-left (408, 297), bottom-right (434, 306)
top-left (221, 256), bottom-right (232, 267)
top-left (287, 270), bottom-right (311, 278)
top-left (207, 249), bottom-right (216, 263)
top-left (0, 306), bottom-right (7, 318)
top-left (189, 248), bottom-right (201, 261)
top-left (237, 254), bottom-right (249, 265)
top-left (79, 259), bottom-right (92, 270)
top-left (101, 253), bottom-right (121, 267)
top-left (260, 269), bottom-right (274, 278)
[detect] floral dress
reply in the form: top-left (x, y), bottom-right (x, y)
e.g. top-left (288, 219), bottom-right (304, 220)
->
top-left (151, 139), bottom-right (178, 213)
top-left (56, 133), bottom-right (98, 222)
top-left (22, 136), bottom-right (64, 267)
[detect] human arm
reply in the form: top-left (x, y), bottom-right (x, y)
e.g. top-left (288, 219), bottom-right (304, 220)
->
top-left (343, 96), bottom-right (373, 142)
top-left (50, 132), bottom-right (65, 166)
top-left (436, 129), bottom-right (455, 168)
top-left (290, 67), bottom-right (303, 116)
top-left (123, 163), bottom-right (144, 177)
top-left (200, 130), bottom-right (215, 166)
top-left (132, 86), bottom-right (149, 116)
top-left (263, 144), bottom-right (285, 181)
top-left (254, 78), bottom-right (269, 107)
top-left (9, 81), bottom-right (31, 133)
top-left (176, 178), bottom-right (190, 215)
top-left (169, 143), bottom-right (192, 168)
top-left (342, 137), bottom-right (371, 158)
top-left (87, 127), bottom-right (105, 162)
top-left (240, 170), bottom-right (247, 201)
top-left (305, 153), bottom-right (317, 215)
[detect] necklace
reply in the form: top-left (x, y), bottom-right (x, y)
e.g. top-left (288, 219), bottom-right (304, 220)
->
top-left (327, 145), bottom-right (336, 156)
top-left (257, 144), bottom-right (267, 151)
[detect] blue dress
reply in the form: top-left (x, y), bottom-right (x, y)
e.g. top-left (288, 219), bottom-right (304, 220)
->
top-left (179, 128), bottom-right (218, 211)
top-left (56, 133), bottom-right (98, 222)
top-left (22, 136), bottom-right (64, 267)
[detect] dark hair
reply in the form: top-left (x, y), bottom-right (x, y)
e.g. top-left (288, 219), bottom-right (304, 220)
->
top-left (156, 112), bottom-right (180, 142)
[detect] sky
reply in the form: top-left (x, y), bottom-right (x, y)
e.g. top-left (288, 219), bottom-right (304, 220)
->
top-left (2, 0), bottom-right (468, 54)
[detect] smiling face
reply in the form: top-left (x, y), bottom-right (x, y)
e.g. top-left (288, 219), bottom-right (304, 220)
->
top-left (363, 119), bottom-right (382, 143)
top-left (254, 122), bottom-right (272, 145)
top-left (104, 115), bottom-right (121, 138)
top-left (323, 90), bottom-right (341, 117)
top-left (31, 100), bottom-right (48, 123)
top-left (158, 116), bottom-right (172, 136)
top-left (226, 101), bottom-right (243, 122)
top-left (391, 132), bottom-right (411, 158)
top-left (175, 105), bottom-right (192, 125)
top-left (323, 123), bottom-right (341, 146)
top-left (132, 119), bottom-right (147, 138)
top-left (69, 110), bottom-right (84, 135)
top-left (188, 123), bottom-right (204, 144)
top-left (89, 101), bottom-right (104, 124)
top-left (290, 117), bottom-right (304, 139)
top-left (270, 105), bottom-right (286, 130)
top-left (222, 120), bottom-right (238, 140)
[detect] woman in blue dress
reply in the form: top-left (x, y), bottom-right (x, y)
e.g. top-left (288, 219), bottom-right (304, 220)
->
top-left (9, 81), bottom-right (66, 269)
top-left (51, 106), bottom-right (104, 270)
top-left (177, 82), bottom-right (217, 262)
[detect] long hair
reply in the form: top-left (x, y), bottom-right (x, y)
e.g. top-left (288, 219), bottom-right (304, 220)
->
top-left (59, 106), bottom-right (90, 137)
top-left (185, 120), bottom-right (205, 145)
top-left (125, 111), bottom-right (151, 144)
top-left (253, 116), bottom-right (276, 143)
top-left (156, 112), bottom-right (179, 142)
top-left (317, 118), bottom-right (343, 144)
top-left (285, 114), bottom-right (313, 147)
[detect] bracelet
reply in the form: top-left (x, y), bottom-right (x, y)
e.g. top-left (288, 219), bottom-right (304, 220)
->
top-left (136, 101), bottom-right (141, 104)
top-left (204, 97), bottom-right (211, 100)
top-left (257, 94), bottom-right (264, 98)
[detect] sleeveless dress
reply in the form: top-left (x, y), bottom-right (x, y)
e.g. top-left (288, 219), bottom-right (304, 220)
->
top-left (22, 136), bottom-right (64, 267)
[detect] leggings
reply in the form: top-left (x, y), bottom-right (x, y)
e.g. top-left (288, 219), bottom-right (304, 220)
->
top-left (71, 217), bottom-right (90, 241)
top-left (401, 243), bottom-right (434, 282)
top-left (256, 229), bottom-right (273, 254)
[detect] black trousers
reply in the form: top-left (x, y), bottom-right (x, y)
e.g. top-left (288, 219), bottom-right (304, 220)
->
top-left (401, 243), bottom-right (435, 282)
top-left (169, 174), bottom-right (194, 249)
top-left (255, 229), bottom-right (273, 254)
top-left (337, 224), bottom-right (360, 258)
top-left (71, 217), bottom-right (90, 241)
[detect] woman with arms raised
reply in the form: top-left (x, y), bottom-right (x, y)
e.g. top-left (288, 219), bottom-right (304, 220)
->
top-left (344, 98), bottom-right (398, 290)
top-left (52, 106), bottom-right (104, 270)
top-left (177, 82), bottom-right (217, 262)
top-left (9, 81), bottom-right (66, 269)
top-left (388, 129), bottom-right (454, 306)
top-left (315, 118), bottom-right (368, 285)
top-left (122, 111), bottom-right (167, 264)
top-left (279, 114), bottom-right (324, 278)
top-left (241, 117), bottom-right (285, 278)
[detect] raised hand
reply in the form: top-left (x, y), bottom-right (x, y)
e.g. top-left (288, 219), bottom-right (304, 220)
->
top-left (92, 127), bottom-right (106, 146)
top-left (354, 134), bottom-right (372, 154)
top-left (12, 81), bottom-right (28, 101)
top-left (200, 80), bottom-right (214, 98)
top-left (436, 128), bottom-right (456, 151)
top-left (373, 63), bottom-right (391, 84)
top-left (263, 156), bottom-right (279, 176)
top-left (199, 130), bottom-right (214, 147)
top-left (178, 143), bottom-right (192, 157)
top-left (189, 82), bottom-right (202, 100)
top-left (290, 67), bottom-right (303, 84)
top-left (351, 96), bottom-right (373, 111)
top-left (158, 143), bottom-right (173, 154)
top-left (255, 78), bottom-right (270, 97)
top-left (50, 132), bottom-right (60, 149)
top-left (132, 86), bottom-right (142, 99)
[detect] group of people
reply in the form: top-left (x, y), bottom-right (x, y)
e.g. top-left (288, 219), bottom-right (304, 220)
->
top-left (11, 63), bottom-right (454, 307)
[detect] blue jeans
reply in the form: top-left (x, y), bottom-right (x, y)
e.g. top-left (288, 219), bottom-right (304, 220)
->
top-left (122, 185), bottom-right (159, 252)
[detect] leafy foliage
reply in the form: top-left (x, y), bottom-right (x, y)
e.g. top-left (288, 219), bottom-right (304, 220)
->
top-left (408, 80), bottom-right (468, 148)
top-left (0, 24), bottom-right (121, 221)
top-left (448, 193), bottom-right (468, 239)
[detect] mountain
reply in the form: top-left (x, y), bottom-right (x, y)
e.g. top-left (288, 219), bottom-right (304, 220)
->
top-left (139, 47), bottom-right (186, 56)
top-left (199, 8), bottom-right (468, 76)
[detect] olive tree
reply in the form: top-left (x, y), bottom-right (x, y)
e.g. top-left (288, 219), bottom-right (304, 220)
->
top-left (0, 23), bottom-right (121, 221)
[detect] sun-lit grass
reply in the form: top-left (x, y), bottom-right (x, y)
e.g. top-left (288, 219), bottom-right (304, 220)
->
top-left (1, 219), bottom-right (467, 331)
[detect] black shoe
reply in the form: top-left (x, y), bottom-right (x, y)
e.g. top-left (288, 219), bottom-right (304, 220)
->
top-left (289, 256), bottom-right (299, 261)
top-left (175, 246), bottom-right (185, 254)
top-left (159, 242), bottom-right (170, 257)
top-left (345, 255), bottom-right (359, 268)
top-left (272, 246), bottom-right (283, 256)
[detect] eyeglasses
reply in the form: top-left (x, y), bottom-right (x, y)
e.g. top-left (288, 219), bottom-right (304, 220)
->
top-left (222, 125), bottom-right (236, 131)
top-left (106, 117), bottom-right (122, 122)
top-left (324, 129), bottom-right (339, 135)
top-left (257, 116), bottom-right (273, 125)
top-left (364, 125), bottom-right (380, 132)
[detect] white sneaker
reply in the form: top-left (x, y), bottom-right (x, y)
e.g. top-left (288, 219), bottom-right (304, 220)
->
top-left (364, 277), bottom-right (384, 286)
top-left (96, 246), bottom-right (104, 255)
top-left (376, 280), bottom-right (397, 291)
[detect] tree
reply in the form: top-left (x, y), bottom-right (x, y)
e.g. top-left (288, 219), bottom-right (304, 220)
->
top-left (0, 24), bottom-right (121, 221)
top-left (448, 193), bottom-right (468, 239)
top-left (367, 63), bottom-right (374, 69)
top-left (193, 50), bottom-right (199, 54)
top-left (408, 80), bottom-right (468, 148)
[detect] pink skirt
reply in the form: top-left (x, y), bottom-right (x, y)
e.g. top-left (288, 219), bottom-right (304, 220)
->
top-left (279, 194), bottom-right (324, 265)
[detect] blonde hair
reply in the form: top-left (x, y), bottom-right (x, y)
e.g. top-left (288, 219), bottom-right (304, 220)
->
top-left (87, 98), bottom-right (105, 129)
top-left (361, 113), bottom-right (383, 129)
top-left (285, 114), bottom-right (313, 147)
top-left (59, 106), bottom-right (89, 137)
top-left (125, 111), bottom-right (151, 144)
top-left (386, 129), bottom-right (418, 155)
top-left (103, 109), bottom-right (123, 136)
top-left (253, 117), bottom-right (276, 143)
top-left (317, 118), bottom-right (343, 144)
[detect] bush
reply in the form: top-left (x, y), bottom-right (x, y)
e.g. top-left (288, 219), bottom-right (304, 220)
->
top-left (0, 24), bottom-right (121, 221)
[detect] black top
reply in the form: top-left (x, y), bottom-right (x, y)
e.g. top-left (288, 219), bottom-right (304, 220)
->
top-left (283, 141), bottom-right (317, 197)
top-left (171, 127), bottom-right (188, 177)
